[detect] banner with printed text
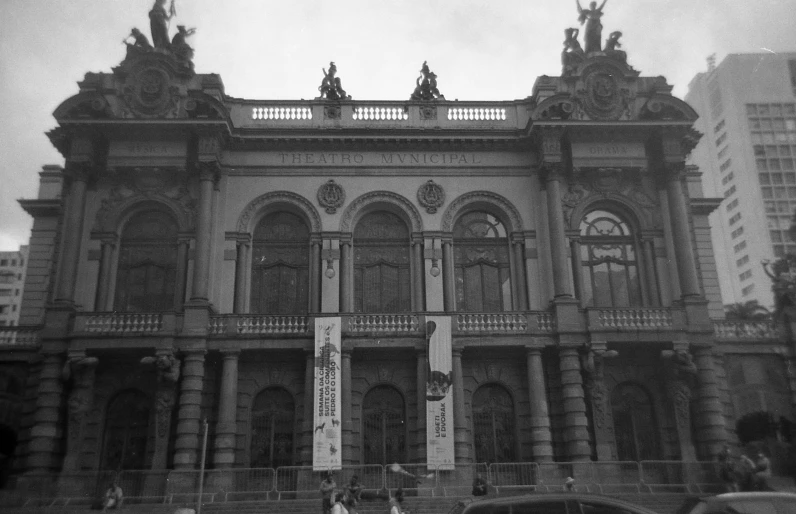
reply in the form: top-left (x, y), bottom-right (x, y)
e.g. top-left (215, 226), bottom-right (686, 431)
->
top-left (426, 315), bottom-right (454, 470)
top-left (313, 317), bottom-right (342, 470)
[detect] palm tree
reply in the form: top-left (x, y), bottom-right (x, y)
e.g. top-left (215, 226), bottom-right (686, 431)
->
top-left (724, 300), bottom-right (771, 321)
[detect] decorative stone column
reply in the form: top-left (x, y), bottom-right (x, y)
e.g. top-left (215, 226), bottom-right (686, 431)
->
top-left (544, 164), bottom-right (574, 299)
top-left (173, 350), bottom-right (206, 469)
top-left (664, 163), bottom-right (701, 299)
top-left (580, 346), bottom-right (615, 461)
top-left (412, 237), bottom-right (425, 312)
top-left (452, 348), bottom-right (472, 463)
top-left (663, 348), bottom-right (698, 462)
top-left (568, 235), bottom-right (584, 303)
top-left (525, 348), bottom-right (553, 462)
top-left (56, 163), bottom-right (92, 304)
top-left (310, 237), bottom-right (322, 313)
top-left (692, 346), bottom-right (727, 459)
top-left (301, 351), bottom-right (315, 465)
top-left (339, 237), bottom-right (353, 313)
top-left (190, 163), bottom-right (217, 303)
top-left (512, 236), bottom-right (528, 310)
top-left (558, 347), bottom-right (590, 461)
top-left (341, 350), bottom-right (353, 464)
top-left (416, 349), bottom-right (427, 462)
top-left (26, 353), bottom-right (66, 473)
top-left (442, 238), bottom-right (456, 312)
top-left (174, 237), bottom-right (190, 311)
top-left (61, 354), bottom-right (99, 472)
top-left (642, 237), bottom-right (660, 306)
top-left (213, 350), bottom-right (240, 468)
top-left (233, 237), bottom-right (250, 313)
top-left (144, 352), bottom-right (181, 471)
top-left (94, 235), bottom-right (117, 311)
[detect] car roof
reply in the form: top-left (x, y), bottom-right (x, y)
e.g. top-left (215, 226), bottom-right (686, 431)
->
top-left (708, 492), bottom-right (796, 501)
top-left (461, 492), bottom-right (659, 513)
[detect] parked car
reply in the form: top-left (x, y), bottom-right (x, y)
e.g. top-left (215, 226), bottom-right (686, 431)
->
top-left (451, 492), bottom-right (660, 514)
top-left (676, 491), bottom-right (796, 514)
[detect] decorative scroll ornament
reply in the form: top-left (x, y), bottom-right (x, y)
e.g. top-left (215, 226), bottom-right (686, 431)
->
top-left (317, 180), bottom-right (345, 214)
top-left (417, 180), bottom-right (445, 214)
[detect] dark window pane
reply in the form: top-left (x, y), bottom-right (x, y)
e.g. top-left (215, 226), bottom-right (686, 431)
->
top-left (354, 212), bottom-right (411, 313)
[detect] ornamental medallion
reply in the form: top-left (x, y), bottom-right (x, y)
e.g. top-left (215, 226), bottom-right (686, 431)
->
top-left (417, 180), bottom-right (445, 214)
top-left (317, 180), bottom-right (345, 214)
top-left (122, 62), bottom-right (179, 118)
top-left (580, 67), bottom-right (629, 120)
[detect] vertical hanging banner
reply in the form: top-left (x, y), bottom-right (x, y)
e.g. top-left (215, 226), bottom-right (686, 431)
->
top-left (314, 317), bottom-right (342, 470)
top-left (426, 315), bottom-right (454, 470)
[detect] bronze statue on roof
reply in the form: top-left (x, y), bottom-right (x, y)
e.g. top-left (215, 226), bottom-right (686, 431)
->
top-left (576, 0), bottom-right (608, 53)
top-left (318, 62), bottom-right (351, 100)
top-left (410, 61), bottom-right (445, 101)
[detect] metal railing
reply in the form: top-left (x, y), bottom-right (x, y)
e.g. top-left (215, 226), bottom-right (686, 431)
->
top-left (6, 460), bottom-right (724, 504)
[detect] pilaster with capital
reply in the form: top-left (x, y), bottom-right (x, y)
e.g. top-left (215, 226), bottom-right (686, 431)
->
top-left (61, 353), bottom-right (99, 472)
top-left (526, 348), bottom-right (553, 461)
top-left (580, 346), bottom-right (615, 461)
top-left (56, 161), bottom-right (95, 304)
top-left (452, 348), bottom-right (472, 463)
top-left (558, 347), bottom-right (590, 461)
top-left (301, 351), bottom-right (315, 465)
top-left (341, 349), bottom-right (353, 464)
top-left (141, 351), bottom-right (181, 470)
top-left (26, 353), bottom-right (66, 473)
top-left (416, 349), bottom-right (428, 462)
top-left (233, 235), bottom-right (251, 313)
top-left (692, 346), bottom-right (727, 459)
top-left (173, 350), bottom-right (206, 469)
top-left (190, 163), bottom-right (219, 303)
top-left (663, 348), bottom-right (698, 461)
top-left (94, 234), bottom-right (118, 311)
top-left (542, 163), bottom-right (575, 300)
top-left (213, 350), bottom-right (240, 468)
top-left (442, 237), bottom-right (455, 312)
top-left (659, 129), bottom-right (701, 300)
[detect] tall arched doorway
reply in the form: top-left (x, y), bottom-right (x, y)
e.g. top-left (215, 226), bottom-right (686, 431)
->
top-left (101, 389), bottom-right (152, 470)
top-left (611, 382), bottom-right (661, 461)
top-left (472, 384), bottom-right (517, 463)
top-left (250, 387), bottom-right (296, 468)
top-left (362, 385), bottom-right (406, 464)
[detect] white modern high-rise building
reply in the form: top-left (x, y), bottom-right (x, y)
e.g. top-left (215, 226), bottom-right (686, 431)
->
top-left (0, 246), bottom-right (28, 328)
top-left (686, 52), bottom-right (796, 309)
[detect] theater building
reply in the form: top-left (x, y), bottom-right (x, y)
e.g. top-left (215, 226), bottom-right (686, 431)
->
top-left (2, 8), bottom-right (795, 495)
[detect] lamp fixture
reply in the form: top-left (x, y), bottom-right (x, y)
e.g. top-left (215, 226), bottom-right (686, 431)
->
top-left (429, 238), bottom-right (440, 277)
top-left (325, 258), bottom-right (335, 279)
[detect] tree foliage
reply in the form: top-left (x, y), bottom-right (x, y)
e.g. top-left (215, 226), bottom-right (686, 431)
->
top-left (724, 301), bottom-right (771, 321)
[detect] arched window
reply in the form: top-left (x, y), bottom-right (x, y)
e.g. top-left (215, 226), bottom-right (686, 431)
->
top-left (473, 384), bottom-right (517, 462)
top-left (579, 210), bottom-right (642, 307)
top-left (453, 212), bottom-right (512, 312)
top-left (114, 211), bottom-right (179, 312)
top-left (251, 212), bottom-right (310, 314)
top-left (354, 212), bottom-right (411, 313)
top-left (611, 383), bottom-right (661, 461)
top-left (362, 385), bottom-right (406, 465)
top-left (250, 387), bottom-right (296, 468)
top-left (101, 389), bottom-right (151, 470)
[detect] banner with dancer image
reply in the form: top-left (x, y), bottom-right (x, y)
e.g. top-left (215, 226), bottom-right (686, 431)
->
top-left (313, 317), bottom-right (342, 470)
top-left (425, 315), bottom-right (454, 470)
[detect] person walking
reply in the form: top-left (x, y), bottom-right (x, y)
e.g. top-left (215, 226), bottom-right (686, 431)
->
top-left (755, 452), bottom-right (772, 491)
top-left (388, 488), bottom-right (405, 514)
top-left (472, 474), bottom-right (488, 496)
top-left (320, 471), bottom-right (337, 514)
top-left (331, 492), bottom-right (349, 514)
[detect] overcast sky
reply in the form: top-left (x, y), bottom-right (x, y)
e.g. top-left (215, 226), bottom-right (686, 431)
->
top-left (1, 0), bottom-right (795, 251)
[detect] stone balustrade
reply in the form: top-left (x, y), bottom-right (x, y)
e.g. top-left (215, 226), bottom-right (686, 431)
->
top-left (590, 308), bottom-right (676, 330)
top-left (235, 100), bottom-right (523, 129)
top-left (347, 314), bottom-right (420, 333)
top-left (0, 326), bottom-right (40, 347)
top-left (75, 313), bottom-right (167, 334)
top-left (235, 316), bottom-right (311, 335)
top-left (456, 312), bottom-right (529, 332)
top-left (713, 320), bottom-right (780, 340)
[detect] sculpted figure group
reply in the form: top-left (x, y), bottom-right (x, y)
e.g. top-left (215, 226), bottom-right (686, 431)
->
top-left (124, 0), bottom-right (196, 68)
